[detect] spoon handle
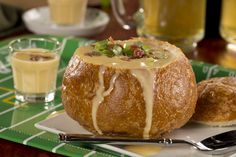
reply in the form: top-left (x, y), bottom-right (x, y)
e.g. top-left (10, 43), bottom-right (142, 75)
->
top-left (58, 133), bottom-right (191, 145)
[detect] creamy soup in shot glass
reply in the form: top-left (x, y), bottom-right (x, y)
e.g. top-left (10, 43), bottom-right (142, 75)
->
top-left (9, 38), bottom-right (61, 102)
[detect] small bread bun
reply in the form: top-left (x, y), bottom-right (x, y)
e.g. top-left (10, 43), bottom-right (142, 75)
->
top-left (62, 38), bottom-right (197, 138)
top-left (192, 77), bottom-right (236, 126)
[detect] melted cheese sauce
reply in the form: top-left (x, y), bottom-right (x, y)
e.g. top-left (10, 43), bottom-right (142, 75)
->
top-left (103, 73), bottom-right (119, 96)
top-left (92, 66), bottom-right (119, 134)
top-left (92, 66), bottom-right (105, 134)
top-left (131, 69), bottom-right (155, 138)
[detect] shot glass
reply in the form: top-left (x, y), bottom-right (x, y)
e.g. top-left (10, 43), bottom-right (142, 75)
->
top-left (9, 38), bottom-right (61, 102)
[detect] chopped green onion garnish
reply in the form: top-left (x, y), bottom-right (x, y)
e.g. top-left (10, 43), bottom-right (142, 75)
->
top-left (112, 45), bottom-right (122, 55)
top-left (101, 49), bottom-right (114, 57)
top-left (122, 45), bottom-right (133, 57)
top-left (95, 40), bottom-right (108, 52)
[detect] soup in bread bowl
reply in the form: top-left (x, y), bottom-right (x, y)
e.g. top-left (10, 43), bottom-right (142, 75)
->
top-left (62, 37), bottom-right (197, 138)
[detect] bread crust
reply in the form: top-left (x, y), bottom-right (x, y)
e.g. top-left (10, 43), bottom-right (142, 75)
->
top-left (192, 77), bottom-right (236, 126)
top-left (62, 38), bottom-right (197, 137)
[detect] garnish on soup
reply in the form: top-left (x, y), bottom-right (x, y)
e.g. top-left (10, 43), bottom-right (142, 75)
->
top-left (86, 37), bottom-right (168, 60)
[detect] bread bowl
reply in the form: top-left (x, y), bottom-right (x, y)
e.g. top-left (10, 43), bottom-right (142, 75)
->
top-left (192, 77), bottom-right (236, 126)
top-left (62, 37), bottom-right (197, 138)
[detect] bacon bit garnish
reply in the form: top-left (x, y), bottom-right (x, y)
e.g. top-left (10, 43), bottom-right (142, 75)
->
top-left (30, 54), bottom-right (52, 61)
top-left (133, 49), bottom-right (145, 58)
top-left (108, 37), bottom-right (115, 44)
top-left (130, 45), bottom-right (139, 50)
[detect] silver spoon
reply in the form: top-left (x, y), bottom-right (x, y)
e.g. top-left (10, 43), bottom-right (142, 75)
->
top-left (59, 130), bottom-right (236, 155)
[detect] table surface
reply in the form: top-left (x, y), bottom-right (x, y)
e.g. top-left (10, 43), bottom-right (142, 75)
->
top-left (0, 4), bottom-right (236, 157)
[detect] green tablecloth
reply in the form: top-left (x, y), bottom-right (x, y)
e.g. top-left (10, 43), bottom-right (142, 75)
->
top-left (0, 35), bottom-right (235, 157)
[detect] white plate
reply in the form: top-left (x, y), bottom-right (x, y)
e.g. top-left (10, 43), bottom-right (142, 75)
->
top-left (35, 112), bottom-right (236, 157)
top-left (23, 6), bottom-right (110, 37)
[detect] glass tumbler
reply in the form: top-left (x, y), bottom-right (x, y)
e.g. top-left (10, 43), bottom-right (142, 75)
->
top-left (9, 38), bottom-right (61, 102)
top-left (220, 0), bottom-right (236, 45)
top-left (112, 0), bottom-right (206, 53)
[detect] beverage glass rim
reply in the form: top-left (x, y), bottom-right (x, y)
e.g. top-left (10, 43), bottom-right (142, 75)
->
top-left (8, 38), bottom-right (62, 54)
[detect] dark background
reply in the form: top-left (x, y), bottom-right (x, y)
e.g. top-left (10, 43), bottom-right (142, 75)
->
top-left (205, 0), bottom-right (222, 38)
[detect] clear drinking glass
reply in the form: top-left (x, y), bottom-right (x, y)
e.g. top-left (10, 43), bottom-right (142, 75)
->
top-left (219, 0), bottom-right (236, 69)
top-left (9, 38), bottom-right (61, 102)
top-left (220, 0), bottom-right (236, 45)
top-left (111, 0), bottom-right (206, 53)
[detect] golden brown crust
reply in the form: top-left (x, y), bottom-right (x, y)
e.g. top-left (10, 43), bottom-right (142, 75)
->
top-left (192, 77), bottom-right (236, 126)
top-left (151, 57), bottom-right (197, 136)
top-left (62, 38), bottom-right (197, 137)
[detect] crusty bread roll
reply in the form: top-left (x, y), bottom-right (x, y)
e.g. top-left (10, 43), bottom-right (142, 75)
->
top-left (62, 38), bottom-right (197, 138)
top-left (192, 77), bottom-right (236, 126)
